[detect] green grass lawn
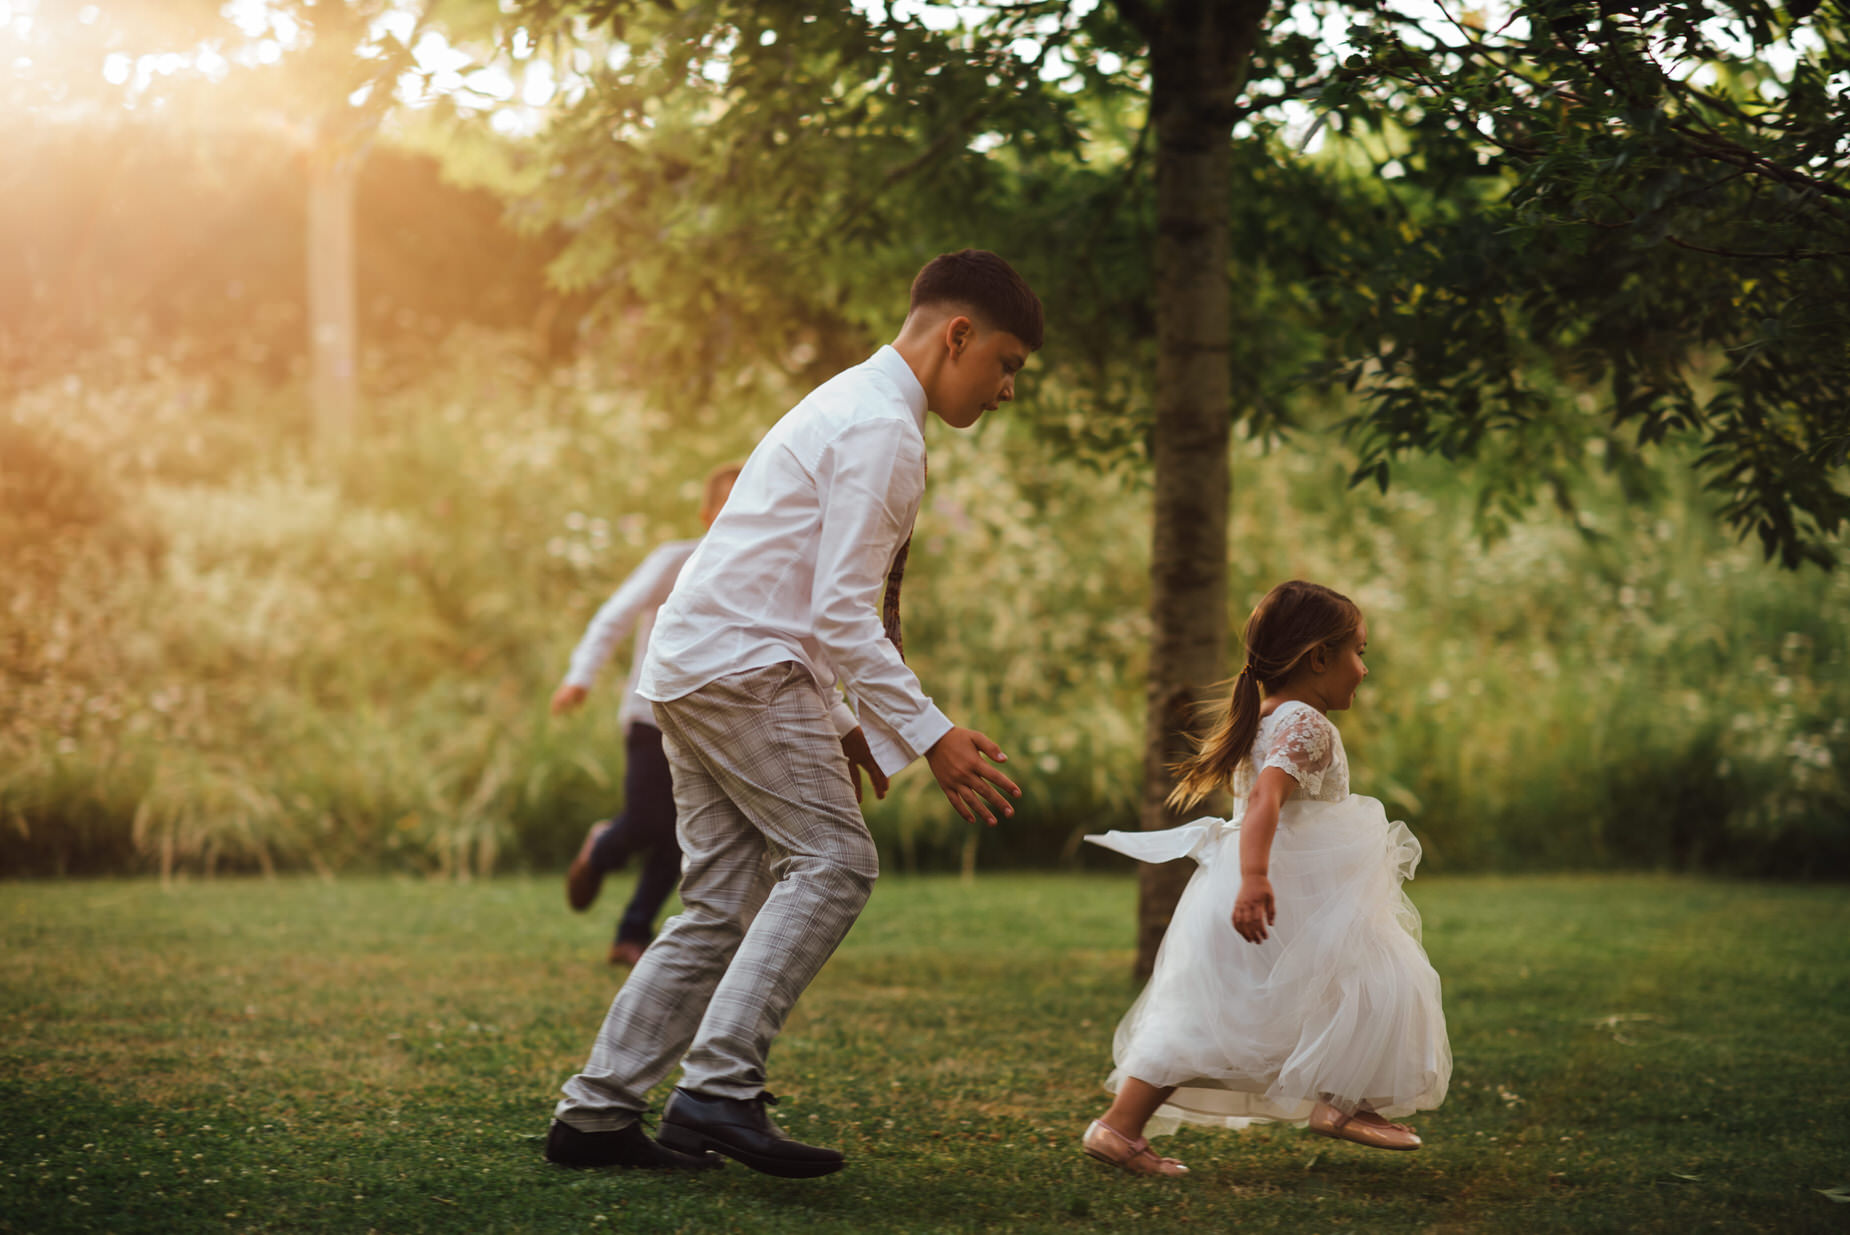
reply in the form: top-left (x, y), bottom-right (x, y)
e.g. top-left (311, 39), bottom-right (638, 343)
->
top-left (2, 872), bottom-right (1846, 1233)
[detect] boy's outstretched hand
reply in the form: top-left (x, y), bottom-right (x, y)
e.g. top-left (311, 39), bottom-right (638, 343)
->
top-left (840, 728), bottom-right (889, 804)
top-left (550, 684), bottom-right (588, 716)
top-left (925, 727), bottom-right (1020, 826)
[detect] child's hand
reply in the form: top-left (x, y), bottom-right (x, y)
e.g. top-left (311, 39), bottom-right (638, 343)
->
top-left (550, 684), bottom-right (588, 716)
top-left (925, 727), bottom-right (1020, 826)
top-left (840, 728), bottom-right (889, 803)
top-left (1232, 876), bottom-right (1276, 944)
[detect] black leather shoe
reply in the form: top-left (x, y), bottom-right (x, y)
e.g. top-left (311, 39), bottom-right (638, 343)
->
top-left (657, 1088), bottom-right (845, 1178)
top-left (544, 1119), bottom-right (722, 1171)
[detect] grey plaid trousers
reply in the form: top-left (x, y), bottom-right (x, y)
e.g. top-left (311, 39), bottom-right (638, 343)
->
top-left (554, 661), bottom-right (879, 1129)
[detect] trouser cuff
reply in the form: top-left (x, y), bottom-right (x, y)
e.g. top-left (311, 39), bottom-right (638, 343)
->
top-left (551, 1102), bottom-right (642, 1134)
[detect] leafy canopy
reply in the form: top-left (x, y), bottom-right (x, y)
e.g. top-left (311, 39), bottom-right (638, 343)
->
top-left (1322, 0), bottom-right (1850, 567)
top-left (337, 0), bottom-right (1850, 564)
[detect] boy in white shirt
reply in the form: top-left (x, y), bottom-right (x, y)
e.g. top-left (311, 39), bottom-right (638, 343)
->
top-left (546, 249), bottom-right (1042, 1178)
top-left (551, 463), bottom-right (740, 967)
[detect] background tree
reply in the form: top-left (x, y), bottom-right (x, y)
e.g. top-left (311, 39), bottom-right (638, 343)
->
top-left (5, 0), bottom-right (1844, 887)
top-left (1327, 0), bottom-right (1850, 570)
top-left (4, 0), bottom-right (423, 435)
top-left (439, 0), bottom-right (1846, 969)
top-left (1115, 0), bottom-right (1262, 974)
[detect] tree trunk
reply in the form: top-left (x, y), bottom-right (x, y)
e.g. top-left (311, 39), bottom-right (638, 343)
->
top-left (307, 141), bottom-right (359, 442)
top-left (1135, 0), bottom-right (1269, 978)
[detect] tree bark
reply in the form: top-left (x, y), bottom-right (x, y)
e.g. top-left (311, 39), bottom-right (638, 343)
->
top-left (1134, 0), bottom-right (1269, 978)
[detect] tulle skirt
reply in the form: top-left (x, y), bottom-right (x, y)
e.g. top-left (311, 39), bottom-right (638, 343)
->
top-left (1087, 795), bottom-right (1450, 1136)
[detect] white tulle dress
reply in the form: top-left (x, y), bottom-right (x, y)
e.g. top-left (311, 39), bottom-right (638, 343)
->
top-left (1087, 701), bottom-right (1450, 1136)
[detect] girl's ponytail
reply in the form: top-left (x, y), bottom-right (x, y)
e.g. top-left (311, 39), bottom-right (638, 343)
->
top-left (1167, 668), bottom-right (1263, 811)
top-left (1164, 579), bottom-right (1361, 813)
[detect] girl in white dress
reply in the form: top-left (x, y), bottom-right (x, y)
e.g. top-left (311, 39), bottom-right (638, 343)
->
top-left (1081, 580), bottom-right (1451, 1177)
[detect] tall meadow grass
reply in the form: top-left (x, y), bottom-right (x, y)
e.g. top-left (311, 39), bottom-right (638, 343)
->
top-left (2, 331), bottom-right (1844, 878)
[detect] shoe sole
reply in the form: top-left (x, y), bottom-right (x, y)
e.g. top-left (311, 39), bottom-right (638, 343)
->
top-left (1310, 1124), bottom-right (1421, 1151)
top-left (1082, 1145), bottom-right (1188, 1176)
top-left (658, 1123), bottom-right (845, 1179)
top-left (545, 1151), bottom-right (723, 1172)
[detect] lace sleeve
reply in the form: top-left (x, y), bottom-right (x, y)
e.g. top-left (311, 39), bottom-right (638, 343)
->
top-left (1260, 705), bottom-right (1336, 798)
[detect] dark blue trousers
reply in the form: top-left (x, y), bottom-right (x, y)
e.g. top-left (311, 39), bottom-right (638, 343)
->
top-left (590, 722), bottom-right (683, 946)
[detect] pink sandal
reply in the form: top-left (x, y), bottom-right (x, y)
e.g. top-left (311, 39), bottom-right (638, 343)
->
top-left (1308, 1103), bottom-right (1421, 1151)
top-left (1081, 1119), bottom-right (1189, 1177)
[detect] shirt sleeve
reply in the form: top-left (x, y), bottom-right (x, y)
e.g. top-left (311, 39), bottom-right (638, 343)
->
top-left (1259, 706), bottom-right (1336, 798)
top-left (562, 544), bottom-right (687, 689)
top-left (827, 696), bottom-right (860, 738)
top-left (808, 417), bottom-right (953, 776)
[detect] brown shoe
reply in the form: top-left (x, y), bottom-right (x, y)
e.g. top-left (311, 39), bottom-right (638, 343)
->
top-left (1309, 1103), bottom-right (1422, 1151)
top-left (1081, 1119), bottom-right (1188, 1177)
top-left (608, 940), bottom-right (647, 967)
top-left (567, 821), bottom-right (612, 911)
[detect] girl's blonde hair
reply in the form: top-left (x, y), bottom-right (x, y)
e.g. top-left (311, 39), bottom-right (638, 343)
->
top-left (1167, 580), bottom-right (1362, 811)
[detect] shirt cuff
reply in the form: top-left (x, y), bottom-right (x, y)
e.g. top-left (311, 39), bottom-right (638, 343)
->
top-left (828, 699), bottom-right (860, 738)
top-left (865, 704), bottom-right (955, 779)
top-left (896, 705), bottom-right (954, 765)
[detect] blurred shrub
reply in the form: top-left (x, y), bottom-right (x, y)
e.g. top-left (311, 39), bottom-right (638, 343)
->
top-left (1, 332), bottom-right (1844, 879)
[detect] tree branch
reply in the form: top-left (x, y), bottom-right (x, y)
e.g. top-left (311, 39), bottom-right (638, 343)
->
top-left (1583, 213), bottom-right (1850, 261)
top-left (1677, 128), bottom-right (1850, 203)
top-left (879, 107), bottom-right (989, 186)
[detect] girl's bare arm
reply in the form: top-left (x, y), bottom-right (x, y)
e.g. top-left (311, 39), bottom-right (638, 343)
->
top-left (1233, 766), bottom-right (1296, 943)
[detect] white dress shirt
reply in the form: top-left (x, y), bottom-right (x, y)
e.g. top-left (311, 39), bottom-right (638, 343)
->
top-left (639, 345), bottom-right (953, 777)
top-left (562, 540), bottom-right (699, 733)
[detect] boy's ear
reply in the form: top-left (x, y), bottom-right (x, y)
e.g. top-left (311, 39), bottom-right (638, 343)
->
top-left (943, 314), bottom-right (975, 357)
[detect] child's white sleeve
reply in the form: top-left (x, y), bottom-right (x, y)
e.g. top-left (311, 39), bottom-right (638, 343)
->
top-left (562, 544), bottom-right (686, 689)
top-left (1259, 707), bottom-right (1336, 798)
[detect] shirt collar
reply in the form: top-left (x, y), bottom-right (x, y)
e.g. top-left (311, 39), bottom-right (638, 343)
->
top-left (869, 344), bottom-right (930, 435)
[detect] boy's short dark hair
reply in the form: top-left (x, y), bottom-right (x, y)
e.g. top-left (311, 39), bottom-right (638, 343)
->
top-left (909, 249), bottom-right (1044, 352)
